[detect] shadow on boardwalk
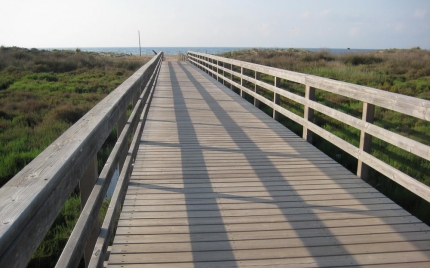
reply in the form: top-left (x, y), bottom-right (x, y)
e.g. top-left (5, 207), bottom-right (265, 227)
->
top-left (112, 62), bottom-right (430, 267)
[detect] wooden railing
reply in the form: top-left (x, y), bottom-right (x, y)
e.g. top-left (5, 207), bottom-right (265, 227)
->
top-left (187, 51), bottom-right (430, 203)
top-left (0, 52), bottom-right (163, 268)
top-left (178, 52), bottom-right (187, 61)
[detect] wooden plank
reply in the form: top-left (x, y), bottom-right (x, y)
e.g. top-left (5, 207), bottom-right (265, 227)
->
top-left (113, 223), bottom-right (430, 244)
top-left (108, 242), bottom-right (430, 263)
top-left (107, 61), bottom-right (430, 267)
top-left (124, 192), bottom-right (386, 207)
top-left (108, 251), bottom-right (430, 267)
top-left (118, 210), bottom-right (411, 227)
top-left (108, 261), bottom-right (430, 268)
top-left (112, 232), bottom-right (430, 253)
top-left (121, 198), bottom-right (396, 214)
top-left (115, 216), bottom-right (421, 235)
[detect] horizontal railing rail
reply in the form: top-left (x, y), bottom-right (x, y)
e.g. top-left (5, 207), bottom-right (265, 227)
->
top-left (187, 51), bottom-right (430, 203)
top-left (59, 54), bottom-right (162, 268)
top-left (0, 52), bottom-right (163, 268)
top-left (87, 55), bottom-right (161, 268)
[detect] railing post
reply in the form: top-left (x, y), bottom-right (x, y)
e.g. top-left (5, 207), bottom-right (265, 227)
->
top-left (132, 88), bottom-right (139, 108)
top-left (254, 71), bottom-right (260, 107)
top-left (240, 67), bottom-right (244, 98)
top-left (216, 60), bottom-right (219, 81)
top-left (211, 59), bottom-right (215, 78)
top-left (230, 64), bottom-right (233, 90)
top-left (117, 111), bottom-right (127, 172)
top-left (357, 102), bottom-right (375, 181)
top-left (222, 62), bottom-right (225, 85)
top-left (273, 77), bottom-right (280, 120)
top-left (79, 157), bottom-right (98, 268)
top-left (303, 85), bottom-right (316, 143)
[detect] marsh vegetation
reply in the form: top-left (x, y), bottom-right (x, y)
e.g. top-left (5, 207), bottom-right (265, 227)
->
top-left (0, 46), bottom-right (150, 267)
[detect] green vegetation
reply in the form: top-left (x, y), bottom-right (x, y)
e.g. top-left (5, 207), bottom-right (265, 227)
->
top-left (220, 48), bottom-right (430, 225)
top-left (0, 46), bottom-right (150, 267)
top-left (0, 46), bottom-right (150, 186)
top-left (28, 196), bottom-right (110, 268)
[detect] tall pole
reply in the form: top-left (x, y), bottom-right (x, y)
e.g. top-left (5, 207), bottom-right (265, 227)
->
top-left (138, 31), bottom-right (141, 56)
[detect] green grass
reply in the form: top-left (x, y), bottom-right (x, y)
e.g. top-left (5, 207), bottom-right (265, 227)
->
top-left (220, 48), bottom-right (430, 225)
top-left (0, 46), bottom-right (150, 267)
top-left (27, 196), bottom-right (110, 268)
top-left (0, 47), bottom-right (150, 187)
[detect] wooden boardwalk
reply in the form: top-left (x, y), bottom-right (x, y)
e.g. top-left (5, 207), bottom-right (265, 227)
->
top-left (107, 62), bottom-right (430, 267)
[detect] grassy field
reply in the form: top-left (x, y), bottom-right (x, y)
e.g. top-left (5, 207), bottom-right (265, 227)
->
top-left (0, 46), bottom-right (151, 267)
top-left (219, 48), bottom-right (430, 225)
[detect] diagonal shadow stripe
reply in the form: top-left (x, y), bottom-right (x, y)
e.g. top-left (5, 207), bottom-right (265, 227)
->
top-left (177, 61), bottom-right (360, 266)
top-left (167, 62), bottom-right (237, 267)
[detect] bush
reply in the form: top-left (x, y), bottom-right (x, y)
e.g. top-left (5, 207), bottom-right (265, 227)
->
top-left (50, 105), bottom-right (88, 124)
top-left (342, 54), bottom-right (383, 65)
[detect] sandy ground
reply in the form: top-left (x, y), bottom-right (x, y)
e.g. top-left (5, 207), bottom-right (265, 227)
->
top-left (163, 54), bottom-right (180, 62)
top-left (110, 54), bottom-right (183, 62)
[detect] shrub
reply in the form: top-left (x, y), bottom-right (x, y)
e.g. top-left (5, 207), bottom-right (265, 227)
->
top-left (50, 104), bottom-right (88, 124)
top-left (342, 54), bottom-right (383, 65)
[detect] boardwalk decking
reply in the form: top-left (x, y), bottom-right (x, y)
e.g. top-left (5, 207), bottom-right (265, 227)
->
top-left (107, 62), bottom-right (430, 267)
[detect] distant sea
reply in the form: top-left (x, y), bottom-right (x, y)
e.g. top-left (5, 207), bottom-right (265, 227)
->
top-left (45, 47), bottom-right (377, 55)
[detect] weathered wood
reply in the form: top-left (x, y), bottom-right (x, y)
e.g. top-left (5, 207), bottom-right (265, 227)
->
top-left (198, 56), bottom-right (430, 161)
top-left (240, 66), bottom-right (244, 98)
top-left (188, 52), bottom-right (430, 203)
top-left (222, 62), bottom-right (225, 86)
top-left (0, 53), bottom-right (162, 268)
top-left (88, 57), bottom-right (161, 268)
top-left (254, 71), bottom-right (260, 108)
top-left (273, 77), bottom-right (280, 120)
top-left (188, 52), bottom-right (430, 121)
top-left (108, 245), bottom-right (430, 265)
top-left (357, 102), bottom-right (375, 180)
top-left (303, 85), bottom-right (315, 143)
top-left (108, 60), bottom-right (430, 267)
top-left (216, 59), bottom-right (219, 82)
top-left (230, 63), bottom-right (233, 90)
top-left (111, 231), bottom-right (430, 252)
top-left (79, 157), bottom-right (98, 268)
top-left (55, 56), bottom-right (162, 268)
top-left (117, 111), bottom-right (127, 173)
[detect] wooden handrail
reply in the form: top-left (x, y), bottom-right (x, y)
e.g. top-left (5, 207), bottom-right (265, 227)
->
top-left (188, 51), bottom-right (430, 203)
top-left (178, 52), bottom-right (188, 61)
top-left (56, 55), bottom-right (162, 268)
top-left (88, 57), bottom-right (161, 268)
top-left (0, 52), bottom-right (163, 268)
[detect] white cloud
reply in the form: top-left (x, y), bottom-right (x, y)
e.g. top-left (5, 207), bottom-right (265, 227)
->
top-left (413, 9), bottom-right (427, 19)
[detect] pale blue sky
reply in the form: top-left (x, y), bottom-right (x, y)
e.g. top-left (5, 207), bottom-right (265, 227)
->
top-left (1, 0), bottom-right (429, 49)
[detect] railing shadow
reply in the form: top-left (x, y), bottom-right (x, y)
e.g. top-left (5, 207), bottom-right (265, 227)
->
top-left (122, 61), bottom-right (430, 267)
top-left (174, 61), bottom-right (430, 265)
top-left (167, 62), bottom-right (237, 267)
